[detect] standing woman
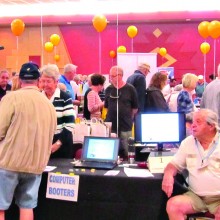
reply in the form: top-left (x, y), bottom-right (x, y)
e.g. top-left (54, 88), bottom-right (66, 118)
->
top-left (177, 73), bottom-right (198, 114)
top-left (144, 72), bottom-right (170, 112)
top-left (40, 64), bottom-right (75, 158)
top-left (85, 73), bottom-right (105, 119)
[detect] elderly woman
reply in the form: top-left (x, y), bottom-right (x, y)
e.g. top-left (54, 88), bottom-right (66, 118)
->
top-left (40, 64), bottom-right (75, 158)
top-left (144, 72), bottom-right (170, 112)
top-left (177, 73), bottom-right (198, 114)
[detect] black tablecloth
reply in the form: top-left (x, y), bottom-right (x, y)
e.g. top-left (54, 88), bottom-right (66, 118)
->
top-left (6, 159), bottom-right (174, 220)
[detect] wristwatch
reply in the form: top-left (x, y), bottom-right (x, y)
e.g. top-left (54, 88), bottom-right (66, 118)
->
top-left (55, 140), bottom-right (62, 147)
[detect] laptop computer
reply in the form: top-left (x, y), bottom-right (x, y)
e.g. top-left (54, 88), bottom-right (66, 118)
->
top-left (74, 136), bottom-right (120, 170)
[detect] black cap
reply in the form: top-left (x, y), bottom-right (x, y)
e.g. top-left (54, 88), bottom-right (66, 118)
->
top-left (19, 62), bottom-right (40, 80)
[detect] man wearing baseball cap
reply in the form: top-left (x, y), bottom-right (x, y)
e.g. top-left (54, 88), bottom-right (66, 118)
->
top-left (127, 62), bottom-right (150, 112)
top-left (195, 74), bottom-right (208, 99)
top-left (0, 62), bottom-right (57, 220)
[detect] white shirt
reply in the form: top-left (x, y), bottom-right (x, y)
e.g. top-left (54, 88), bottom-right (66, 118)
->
top-left (172, 134), bottom-right (220, 196)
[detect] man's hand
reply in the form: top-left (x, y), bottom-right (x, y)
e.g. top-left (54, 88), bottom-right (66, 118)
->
top-left (162, 174), bottom-right (174, 198)
top-left (162, 163), bottom-right (178, 197)
top-left (215, 206), bottom-right (220, 220)
top-left (51, 140), bottom-right (62, 153)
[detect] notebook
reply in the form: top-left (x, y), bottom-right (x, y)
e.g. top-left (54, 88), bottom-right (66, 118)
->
top-left (74, 136), bottom-right (120, 170)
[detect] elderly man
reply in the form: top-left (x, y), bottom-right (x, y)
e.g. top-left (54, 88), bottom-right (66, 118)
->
top-left (162, 109), bottom-right (220, 220)
top-left (201, 63), bottom-right (220, 126)
top-left (0, 62), bottom-right (57, 220)
top-left (105, 66), bottom-right (138, 159)
top-left (59, 63), bottom-right (80, 105)
top-left (0, 70), bottom-right (11, 101)
top-left (126, 63), bottom-right (150, 112)
top-left (195, 75), bottom-right (208, 99)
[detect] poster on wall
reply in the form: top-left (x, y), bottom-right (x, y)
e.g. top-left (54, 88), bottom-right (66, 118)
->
top-left (157, 67), bottom-right (174, 79)
top-left (117, 53), bottom-right (157, 88)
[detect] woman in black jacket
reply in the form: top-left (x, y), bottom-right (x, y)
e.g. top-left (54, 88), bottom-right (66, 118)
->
top-left (144, 72), bottom-right (170, 112)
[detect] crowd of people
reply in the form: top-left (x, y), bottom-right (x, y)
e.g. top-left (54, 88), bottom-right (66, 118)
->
top-left (0, 61), bottom-right (220, 219)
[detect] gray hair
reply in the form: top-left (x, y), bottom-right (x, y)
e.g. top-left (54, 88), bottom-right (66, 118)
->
top-left (110, 66), bottom-right (124, 76)
top-left (64, 63), bottom-right (77, 74)
top-left (194, 109), bottom-right (220, 131)
top-left (40, 64), bottom-right (60, 81)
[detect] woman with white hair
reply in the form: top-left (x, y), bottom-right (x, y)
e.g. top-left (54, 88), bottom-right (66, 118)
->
top-left (177, 73), bottom-right (198, 114)
top-left (40, 64), bottom-right (75, 158)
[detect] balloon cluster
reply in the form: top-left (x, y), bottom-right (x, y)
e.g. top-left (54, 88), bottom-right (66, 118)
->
top-left (198, 20), bottom-right (220, 39)
top-left (198, 20), bottom-right (220, 54)
top-left (45, 34), bottom-right (61, 53)
top-left (44, 34), bottom-right (61, 62)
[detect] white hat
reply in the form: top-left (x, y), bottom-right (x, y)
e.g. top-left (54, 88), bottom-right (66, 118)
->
top-left (198, 75), bottom-right (203, 80)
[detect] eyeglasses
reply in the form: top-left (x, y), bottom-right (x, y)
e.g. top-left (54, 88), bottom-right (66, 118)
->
top-left (110, 91), bottom-right (121, 99)
top-left (109, 74), bottom-right (121, 78)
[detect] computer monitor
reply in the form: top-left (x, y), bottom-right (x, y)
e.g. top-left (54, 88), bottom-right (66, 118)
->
top-left (134, 112), bottom-right (186, 151)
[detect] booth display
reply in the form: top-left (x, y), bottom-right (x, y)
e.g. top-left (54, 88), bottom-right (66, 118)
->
top-left (6, 159), bottom-right (174, 220)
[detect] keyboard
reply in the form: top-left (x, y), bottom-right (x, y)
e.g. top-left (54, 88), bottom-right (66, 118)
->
top-left (74, 161), bottom-right (117, 170)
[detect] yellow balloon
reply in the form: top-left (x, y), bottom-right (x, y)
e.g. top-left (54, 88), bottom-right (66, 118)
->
top-left (159, 47), bottom-right (167, 57)
top-left (127, 25), bottom-right (138, 38)
top-left (208, 20), bottom-right (220, 39)
top-left (92, 14), bottom-right (108, 32)
top-left (117, 46), bottom-right (126, 53)
top-left (200, 42), bottom-right (210, 54)
top-left (11, 19), bottom-right (25, 36)
top-left (50, 34), bottom-right (60, 46)
top-left (54, 54), bottom-right (60, 61)
top-left (44, 42), bottom-right (54, 52)
top-left (198, 21), bottom-right (210, 39)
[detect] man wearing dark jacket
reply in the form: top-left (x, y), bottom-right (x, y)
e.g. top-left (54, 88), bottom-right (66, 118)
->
top-left (126, 63), bottom-right (150, 112)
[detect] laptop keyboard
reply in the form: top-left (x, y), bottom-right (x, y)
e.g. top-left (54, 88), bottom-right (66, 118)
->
top-left (80, 161), bottom-right (116, 169)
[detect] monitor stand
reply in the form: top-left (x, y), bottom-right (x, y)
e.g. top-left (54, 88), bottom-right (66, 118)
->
top-left (150, 143), bottom-right (171, 152)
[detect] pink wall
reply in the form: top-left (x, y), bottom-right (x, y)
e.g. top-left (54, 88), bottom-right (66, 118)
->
top-left (60, 22), bottom-right (220, 82)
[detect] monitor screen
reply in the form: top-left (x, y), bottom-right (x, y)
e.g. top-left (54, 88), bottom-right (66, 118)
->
top-left (134, 112), bottom-right (186, 148)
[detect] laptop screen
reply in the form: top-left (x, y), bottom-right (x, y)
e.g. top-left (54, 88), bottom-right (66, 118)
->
top-left (82, 136), bottom-right (120, 162)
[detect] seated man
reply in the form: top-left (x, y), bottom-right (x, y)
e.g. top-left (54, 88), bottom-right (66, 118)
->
top-left (162, 109), bottom-right (220, 220)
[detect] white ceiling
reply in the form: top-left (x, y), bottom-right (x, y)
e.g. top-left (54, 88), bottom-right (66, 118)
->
top-left (0, 0), bottom-right (79, 5)
top-left (0, 0), bottom-right (219, 25)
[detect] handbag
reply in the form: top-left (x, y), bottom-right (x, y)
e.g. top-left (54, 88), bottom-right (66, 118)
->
top-left (90, 118), bottom-right (110, 137)
top-left (72, 119), bottom-right (91, 143)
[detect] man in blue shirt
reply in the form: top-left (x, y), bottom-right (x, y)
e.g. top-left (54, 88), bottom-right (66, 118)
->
top-left (59, 63), bottom-right (80, 106)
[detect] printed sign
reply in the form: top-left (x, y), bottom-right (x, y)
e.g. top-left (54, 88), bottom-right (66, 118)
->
top-left (158, 67), bottom-right (174, 79)
top-left (46, 172), bottom-right (79, 202)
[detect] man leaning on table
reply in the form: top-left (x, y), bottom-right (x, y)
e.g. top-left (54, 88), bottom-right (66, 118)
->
top-left (0, 62), bottom-right (57, 220)
top-left (162, 109), bottom-right (220, 220)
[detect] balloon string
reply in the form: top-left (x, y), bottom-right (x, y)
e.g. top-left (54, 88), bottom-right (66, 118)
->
top-left (16, 36), bottom-right (18, 73)
top-left (213, 39), bottom-right (216, 76)
top-left (116, 13), bottom-right (119, 138)
top-left (131, 38), bottom-right (133, 53)
top-left (54, 46), bottom-right (57, 63)
top-left (204, 54), bottom-right (206, 81)
top-left (40, 16), bottom-right (44, 66)
top-left (99, 32), bottom-right (101, 74)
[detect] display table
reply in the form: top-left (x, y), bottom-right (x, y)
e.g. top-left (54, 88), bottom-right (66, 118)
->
top-left (5, 158), bottom-right (183, 220)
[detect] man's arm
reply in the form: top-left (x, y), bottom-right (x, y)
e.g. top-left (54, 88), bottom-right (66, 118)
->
top-left (131, 108), bottom-right (138, 120)
top-left (162, 162), bottom-right (178, 198)
top-left (214, 206), bottom-right (220, 219)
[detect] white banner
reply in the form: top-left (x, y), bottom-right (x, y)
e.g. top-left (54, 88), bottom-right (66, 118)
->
top-left (46, 172), bottom-right (80, 202)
